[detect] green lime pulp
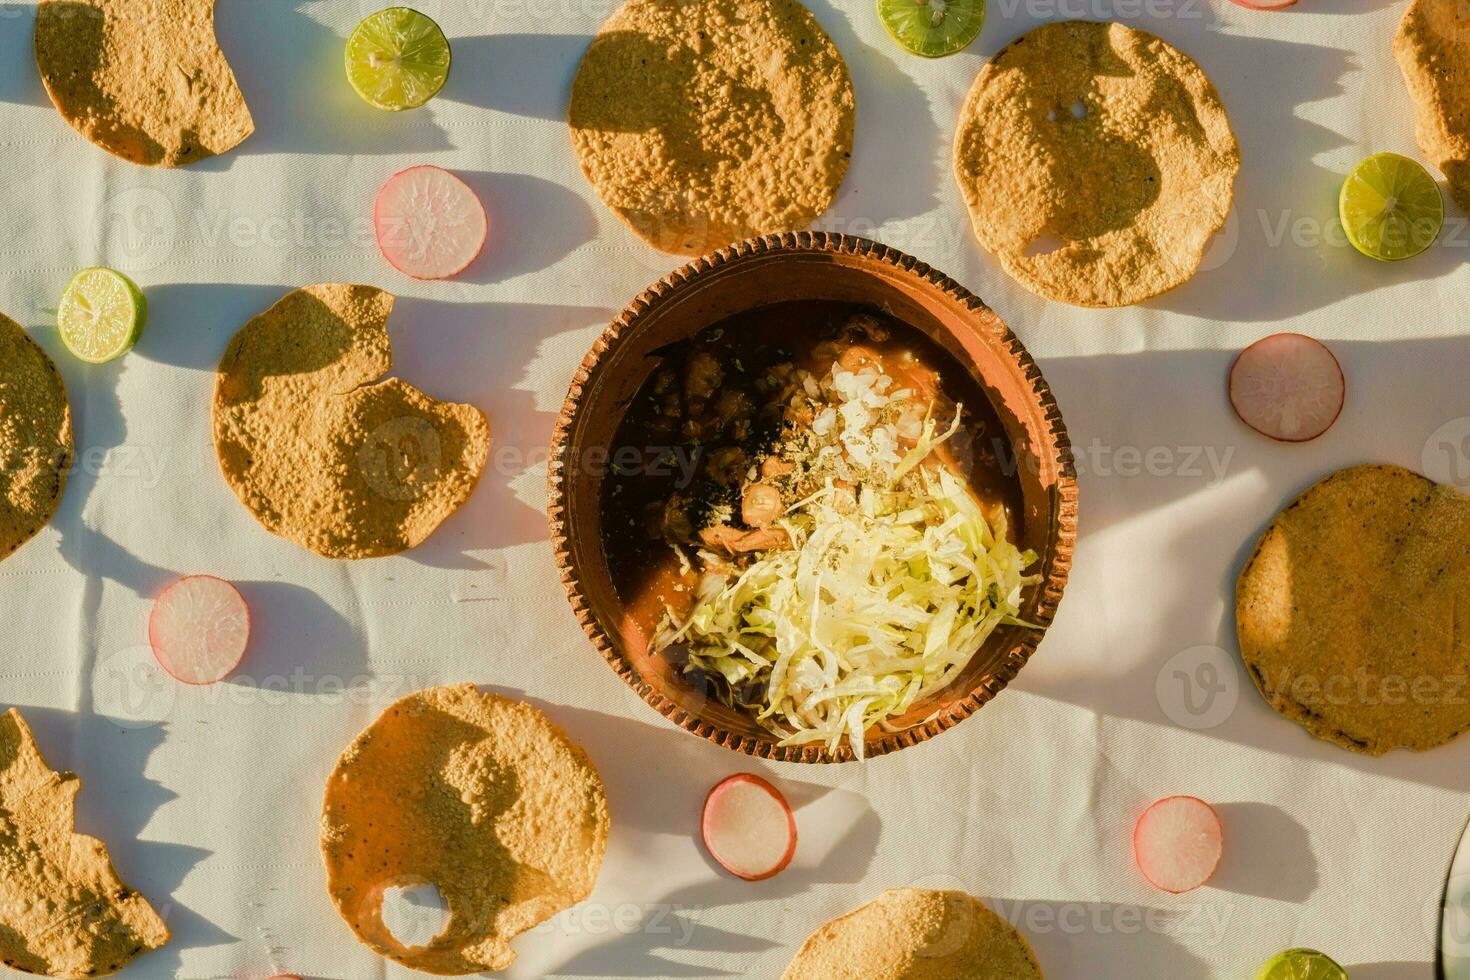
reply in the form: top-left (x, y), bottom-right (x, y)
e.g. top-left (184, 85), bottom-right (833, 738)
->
top-left (877, 0), bottom-right (985, 58)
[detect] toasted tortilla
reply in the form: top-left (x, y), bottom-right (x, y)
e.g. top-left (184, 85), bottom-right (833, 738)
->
top-left (0, 314), bottom-right (72, 563)
top-left (0, 709), bottom-right (170, 978)
top-left (320, 685), bottom-right (610, 975)
top-left (783, 889), bottom-right (1043, 980)
top-left (212, 284), bottom-right (490, 559)
top-left (1395, 0), bottom-right (1470, 214)
top-left (35, 0), bottom-right (253, 166)
top-left (1236, 464), bottom-right (1470, 754)
top-left (954, 20), bottom-right (1239, 307)
top-left (569, 0), bottom-right (855, 255)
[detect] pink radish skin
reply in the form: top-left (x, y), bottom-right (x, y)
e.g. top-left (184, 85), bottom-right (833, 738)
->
top-left (148, 575), bottom-right (251, 686)
top-left (1229, 333), bottom-right (1345, 442)
top-left (1134, 796), bottom-right (1223, 894)
top-left (374, 165), bottom-right (488, 280)
top-left (1228, 0), bottom-right (1296, 9)
top-left (701, 774), bottom-right (797, 882)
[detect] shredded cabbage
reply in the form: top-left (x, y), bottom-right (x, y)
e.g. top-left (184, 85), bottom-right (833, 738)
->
top-left (656, 443), bottom-right (1040, 759)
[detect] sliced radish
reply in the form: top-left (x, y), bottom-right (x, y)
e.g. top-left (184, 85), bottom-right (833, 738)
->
top-left (1229, 333), bottom-right (1344, 442)
top-left (374, 165), bottom-right (488, 280)
top-left (1133, 796), bottom-right (1223, 894)
top-left (1229, 0), bottom-right (1296, 9)
top-left (148, 575), bottom-right (251, 686)
top-left (701, 774), bottom-right (797, 881)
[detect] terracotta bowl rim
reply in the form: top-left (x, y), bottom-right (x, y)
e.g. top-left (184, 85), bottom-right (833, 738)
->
top-left (547, 231), bottom-right (1079, 763)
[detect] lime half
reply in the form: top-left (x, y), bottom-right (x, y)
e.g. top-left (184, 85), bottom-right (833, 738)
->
top-left (1339, 152), bottom-right (1443, 261)
top-left (878, 0), bottom-right (985, 57)
top-left (57, 267), bottom-right (145, 364)
top-left (1255, 948), bottom-right (1348, 980)
top-left (345, 7), bottom-right (451, 111)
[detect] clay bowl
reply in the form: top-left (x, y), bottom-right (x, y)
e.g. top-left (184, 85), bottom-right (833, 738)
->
top-left (548, 233), bottom-right (1077, 763)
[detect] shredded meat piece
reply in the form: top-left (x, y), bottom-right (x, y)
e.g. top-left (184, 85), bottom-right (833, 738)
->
top-left (838, 344), bottom-right (882, 374)
top-left (699, 525), bottom-right (791, 554)
top-left (741, 484), bottom-right (782, 527)
top-left (761, 456), bottom-right (795, 479)
top-left (684, 351), bottom-right (723, 402)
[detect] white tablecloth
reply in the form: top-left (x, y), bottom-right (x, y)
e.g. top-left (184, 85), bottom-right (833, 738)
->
top-left (0, 0), bottom-right (1467, 977)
